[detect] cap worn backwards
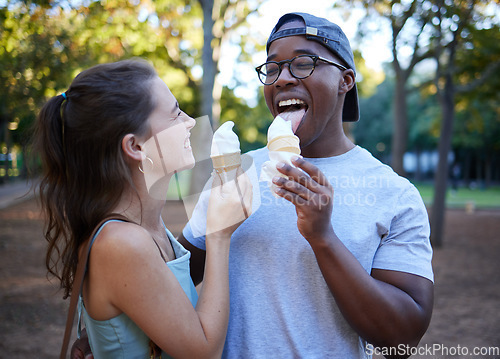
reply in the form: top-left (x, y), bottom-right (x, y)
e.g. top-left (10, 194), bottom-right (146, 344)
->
top-left (266, 12), bottom-right (360, 122)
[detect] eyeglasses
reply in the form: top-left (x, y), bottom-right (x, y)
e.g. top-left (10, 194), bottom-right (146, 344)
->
top-left (255, 54), bottom-right (347, 85)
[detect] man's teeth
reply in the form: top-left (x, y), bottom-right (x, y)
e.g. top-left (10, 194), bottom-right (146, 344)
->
top-left (278, 99), bottom-right (305, 108)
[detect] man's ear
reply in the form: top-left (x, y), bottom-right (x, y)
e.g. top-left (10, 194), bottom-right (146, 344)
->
top-left (339, 69), bottom-right (355, 95)
top-left (122, 134), bottom-right (145, 162)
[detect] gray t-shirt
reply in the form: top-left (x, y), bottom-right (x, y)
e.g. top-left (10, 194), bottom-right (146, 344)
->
top-left (183, 145), bottom-right (433, 358)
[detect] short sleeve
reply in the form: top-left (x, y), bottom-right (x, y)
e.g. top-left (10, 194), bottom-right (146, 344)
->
top-left (372, 185), bottom-right (434, 282)
top-left (181, 181), bottom-right (211, 251)
top-left (182, 221), bottom-right (207, 251)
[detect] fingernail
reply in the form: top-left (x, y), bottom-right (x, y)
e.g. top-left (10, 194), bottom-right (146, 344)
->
top-left (276, 162), bottom-right (285, 169)
top-left (291, 155), bottom-right (302, 163)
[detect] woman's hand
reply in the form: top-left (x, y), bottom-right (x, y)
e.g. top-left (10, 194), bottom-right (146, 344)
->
top-left (206, 167), bottom-right (252, 239)
top-left (272, 156), bottom-right (334, 243)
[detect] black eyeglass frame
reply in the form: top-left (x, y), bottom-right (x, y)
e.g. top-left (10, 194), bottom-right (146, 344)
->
top-left (255, 54), bottom-right (348, 85)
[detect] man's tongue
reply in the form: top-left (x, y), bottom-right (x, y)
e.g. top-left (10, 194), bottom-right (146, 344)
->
top-left (279, 108), bottom-right (306, 133)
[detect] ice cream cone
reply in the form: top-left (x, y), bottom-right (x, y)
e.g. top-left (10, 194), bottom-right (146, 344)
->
top-left (211, 151), bottom-right (241, 173)
top-left (267, 135), bottom-right (300, 154)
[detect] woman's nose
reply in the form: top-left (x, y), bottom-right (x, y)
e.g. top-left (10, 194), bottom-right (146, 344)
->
top-left (185, 114), bottom-right (196, 130)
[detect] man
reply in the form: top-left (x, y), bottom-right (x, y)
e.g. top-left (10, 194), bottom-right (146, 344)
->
top-left (180, 12), bottom-right (434, 358)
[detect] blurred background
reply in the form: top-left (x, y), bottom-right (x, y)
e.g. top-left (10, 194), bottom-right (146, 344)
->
top-left (1, 0), bottom-right (499, 357)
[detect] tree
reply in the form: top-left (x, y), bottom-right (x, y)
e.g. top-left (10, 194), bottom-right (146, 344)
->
top-left (220, 86), bottom-right (271, 153)
top-left (353, 74), bottom-right (438, 173)
top-left (453, 24), bottom-right (500, 187)
top-left (2, 0), bottom-right (270, 197)
top-left (188, 0), bottom-right (263, 194)
top-left (0, 2), bottom-right (81, 181)
top-left (352, 78), bottom-right (394, 162)
top-left (338, 0), bottom-right (436, 176)
top-left (429, 0), bottom-right (500, 247)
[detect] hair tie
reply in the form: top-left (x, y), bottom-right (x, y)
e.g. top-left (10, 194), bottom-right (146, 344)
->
top-left (61, 92), bottom-right (67, 99)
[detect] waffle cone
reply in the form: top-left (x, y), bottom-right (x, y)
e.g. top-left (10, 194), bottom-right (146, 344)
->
top-left (211, 151), bottom-right (241, 172)
top-left (267, 135), bottom-right (300, 154)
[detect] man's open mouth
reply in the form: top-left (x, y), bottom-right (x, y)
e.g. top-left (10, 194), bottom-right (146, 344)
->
top-left (277, 98), bottom-right (308, 133)
top-left (278, 98), bottom-right (307, 113)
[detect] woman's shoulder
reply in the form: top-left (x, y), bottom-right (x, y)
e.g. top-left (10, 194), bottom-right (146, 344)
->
top-left (90, 221), bottom-right (157, 262)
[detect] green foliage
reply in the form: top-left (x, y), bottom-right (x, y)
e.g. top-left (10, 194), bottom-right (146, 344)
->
top-left (352, 49), bottom-right (385, 98)
top-left (0, 0), bottom-right (204, 144)
top-left (220, 86), bottom-right (271, 153)
top-left (407, 89), bottom-right (438, 151)
top-left (1, 0), bottom-right (265, 154)
top-left (1, 3), bottom-right (76, 140)
top-left (351, 79), bottom-right (393, 159)
top-left (353, 75), bottom-right (440, 160)
top-left (453, 24), bottom-right (500, 152)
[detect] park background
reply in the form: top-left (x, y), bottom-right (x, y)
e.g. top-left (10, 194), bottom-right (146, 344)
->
top-left (1, 0), bottom-right (499, 357)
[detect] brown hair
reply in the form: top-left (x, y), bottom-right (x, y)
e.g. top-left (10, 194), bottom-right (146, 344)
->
top-left (33, 59), bottom-right (157, 298)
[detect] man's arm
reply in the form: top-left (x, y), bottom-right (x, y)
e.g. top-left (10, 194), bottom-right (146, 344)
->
top-left (273, 157), bottom-right (433, 356)
top-left (311, 233), bottom-right (433, 351)
top-left (178, 233), bottom-right (206, 286)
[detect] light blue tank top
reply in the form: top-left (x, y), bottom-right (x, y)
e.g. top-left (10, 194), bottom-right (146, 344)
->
top-left (78, 220), bottom-right (198, 358)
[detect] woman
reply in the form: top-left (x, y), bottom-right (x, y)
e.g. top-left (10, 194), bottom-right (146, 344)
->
top-left (33, 59), bottom-right (251, 358)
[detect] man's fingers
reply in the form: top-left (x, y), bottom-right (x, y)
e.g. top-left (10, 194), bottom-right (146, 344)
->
top-left (275, 160), bottom-right (327, 194)
top-left (291, 157), bottom-right (332, 188)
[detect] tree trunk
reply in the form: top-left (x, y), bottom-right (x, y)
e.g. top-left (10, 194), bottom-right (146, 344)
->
top-left (430, 72), bottom-right (455, 248)
top-left (391, 74), bottom-right (408, 177)
top-left (189, 0), bottom-right (218, 195)
top-left (1, 119), bottom-right (12, 184)
top-left (484, 151), bottom-right (491, 189)
top-left (415, 146), bottom-right (422, 181)
top-left (475, 150), bottom-right (483, 187)
top-left (463, 149), bottom-right (471, 187)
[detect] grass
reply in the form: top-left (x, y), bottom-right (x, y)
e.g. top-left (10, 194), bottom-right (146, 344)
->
top-left (413, 182), bottom-right (500, 209)
top-left (166, 173), bottom-right (500, 210)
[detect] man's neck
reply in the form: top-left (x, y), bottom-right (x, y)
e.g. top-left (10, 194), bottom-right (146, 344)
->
top-left (301, 134), bottom-right (355, 158)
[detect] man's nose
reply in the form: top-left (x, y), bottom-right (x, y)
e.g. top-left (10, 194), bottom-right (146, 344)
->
top-left (275, 63), bottom-right (297, 86)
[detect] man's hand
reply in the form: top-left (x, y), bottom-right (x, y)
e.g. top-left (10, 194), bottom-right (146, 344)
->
top-left (70, 329), bottom-right (93, 359)
top-left (272, 156), bottom-right (334, 242)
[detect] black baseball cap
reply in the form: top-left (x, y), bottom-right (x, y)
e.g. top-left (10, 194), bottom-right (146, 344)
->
top-left (266, 12), bottom-right (360, 122)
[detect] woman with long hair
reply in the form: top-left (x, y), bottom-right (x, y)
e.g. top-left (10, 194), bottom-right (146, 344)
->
top-left (32, 59), bottom-right (251, 358)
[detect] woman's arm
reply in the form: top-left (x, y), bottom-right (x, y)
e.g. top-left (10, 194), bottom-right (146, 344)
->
top-left (86, 223), bottom-right (228, 358)
top-left (85, 170), bottom-right (251, 359)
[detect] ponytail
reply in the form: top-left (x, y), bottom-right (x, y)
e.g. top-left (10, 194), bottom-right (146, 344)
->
top-left (33, 93), bottom-right (73, 296)
top-left (31, 59), bottom-right (157, 298)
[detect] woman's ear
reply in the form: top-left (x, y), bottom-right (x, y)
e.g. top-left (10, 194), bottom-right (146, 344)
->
top-left (339, 69), bottom-right (355, 95)
top-left (122, 134), bottom-right (145, 162)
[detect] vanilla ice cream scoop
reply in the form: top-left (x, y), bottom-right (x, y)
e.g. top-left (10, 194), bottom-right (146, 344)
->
top-left (211, 121), bottom-right (240, 156)
top-left (209, 121), bottom-right (252, 220)
top-left (211, 121), bottom-right (241, 173)
top-left (266, 115), bottom-right (300, 154)
top-left (260, 114), bottom-right (302, 196)
top-left (267, 115), bottom-right (293, 141)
